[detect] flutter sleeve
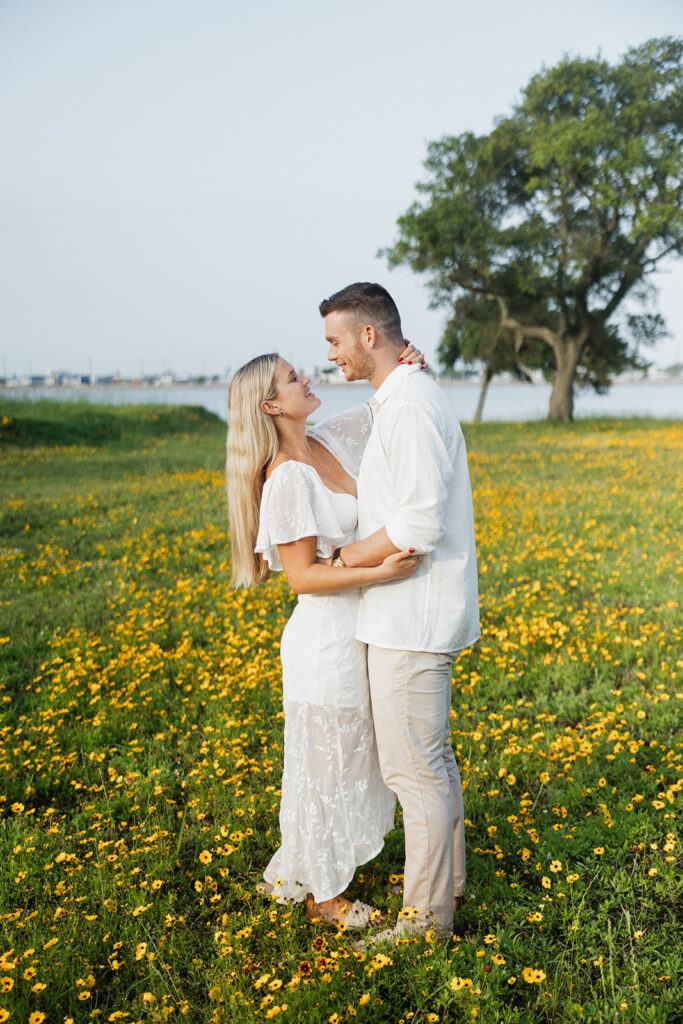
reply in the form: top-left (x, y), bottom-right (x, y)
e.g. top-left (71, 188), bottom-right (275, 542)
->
top-left (307, 403), bottom-right (373, 478)
top-left (254, 461), bottom-right (348, 571)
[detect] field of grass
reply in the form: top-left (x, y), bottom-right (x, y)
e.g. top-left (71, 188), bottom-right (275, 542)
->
top-left (0, 400), bottom-right (681, 1024)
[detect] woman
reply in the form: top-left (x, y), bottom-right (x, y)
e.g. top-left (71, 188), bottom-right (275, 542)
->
top-left (226, 351), bottom-right (420, 928)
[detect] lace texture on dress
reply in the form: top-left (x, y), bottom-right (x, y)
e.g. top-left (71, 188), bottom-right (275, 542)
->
top-left (307, 403), bottom-right (373, 478)
top-left (263, 701), bottom-right (396, 904)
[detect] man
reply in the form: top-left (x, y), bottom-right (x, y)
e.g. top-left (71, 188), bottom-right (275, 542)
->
top-left (320, 282), bottom-right (480, 939)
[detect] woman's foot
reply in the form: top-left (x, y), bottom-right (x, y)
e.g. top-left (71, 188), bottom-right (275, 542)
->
top-left (305, 894), bottom-right (387, 930)
top-left (305, 894), bottom-right (350, 924)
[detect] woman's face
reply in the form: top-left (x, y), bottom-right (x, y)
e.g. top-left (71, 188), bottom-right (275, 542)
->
top-left (271, 357), bottom-right (321, 419)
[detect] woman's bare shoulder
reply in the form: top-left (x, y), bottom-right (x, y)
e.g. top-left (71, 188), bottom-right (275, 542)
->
top-left (265, 453), bottom-right (288, 481)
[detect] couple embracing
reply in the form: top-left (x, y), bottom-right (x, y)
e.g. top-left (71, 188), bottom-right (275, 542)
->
top-left (226, 282), bottom-right (479, 943)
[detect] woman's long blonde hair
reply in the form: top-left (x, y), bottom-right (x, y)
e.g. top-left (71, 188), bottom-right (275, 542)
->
top-left (226, 353), bottom-right (279, 587)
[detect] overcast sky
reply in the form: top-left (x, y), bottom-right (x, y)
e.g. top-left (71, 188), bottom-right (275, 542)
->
top-left (2, 0), bottom-right (682, 378)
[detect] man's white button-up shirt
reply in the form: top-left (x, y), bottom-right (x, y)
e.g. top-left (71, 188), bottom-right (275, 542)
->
top-left (356, 363), bottom-right (480, 655)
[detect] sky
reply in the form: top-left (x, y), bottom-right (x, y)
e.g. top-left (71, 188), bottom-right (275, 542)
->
top-left (1, 0), bottom-right (682, 379)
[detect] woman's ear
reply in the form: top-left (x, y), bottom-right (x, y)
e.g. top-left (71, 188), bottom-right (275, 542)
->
top-left (260, 400), bottom-right (280, 417)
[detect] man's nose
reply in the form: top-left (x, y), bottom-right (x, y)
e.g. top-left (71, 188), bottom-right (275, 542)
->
top-left (327, 346), bottom-right (335, 362)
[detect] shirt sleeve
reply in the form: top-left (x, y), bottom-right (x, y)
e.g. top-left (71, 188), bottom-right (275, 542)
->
top-left (380, 403), bottom-right (455, 553)
top-left (307, 403), bottom-right (373, 478)
top-left (254, 462), bottom-right (348, 570)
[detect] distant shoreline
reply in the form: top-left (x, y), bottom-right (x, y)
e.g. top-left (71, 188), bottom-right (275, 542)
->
top-left (3, 377), bottom-right (680, 422)
top-left (2, 375), bottom-right (681, 393)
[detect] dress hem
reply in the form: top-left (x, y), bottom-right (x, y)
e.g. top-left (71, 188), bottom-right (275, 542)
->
top-left (263, 835), bottom-right (390, 905)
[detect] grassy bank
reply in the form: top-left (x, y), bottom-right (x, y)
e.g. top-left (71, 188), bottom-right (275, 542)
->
top-left (0, 399), bottom-right (222, 448)
top-left (0, 402), bottom-right (681, 1023)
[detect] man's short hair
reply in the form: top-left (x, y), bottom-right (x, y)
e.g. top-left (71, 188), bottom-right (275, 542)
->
top-left (319, 282), bottom-right (402, 340)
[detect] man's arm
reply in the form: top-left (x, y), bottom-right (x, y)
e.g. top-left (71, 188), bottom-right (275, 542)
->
top-left (338, 527), bottom-right (400, 568)
top-left (279, 536), bottom-right (417, 592)
top-left (341, 403), bottom-right (454, 565)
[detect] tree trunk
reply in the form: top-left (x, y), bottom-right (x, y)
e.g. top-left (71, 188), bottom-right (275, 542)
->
top-left (473, 364), bottom-right (494, 423)
top-left (548, 337), bottom-right (585, 422)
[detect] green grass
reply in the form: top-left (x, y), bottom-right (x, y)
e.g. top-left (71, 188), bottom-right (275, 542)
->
top-left (0, 401), bottom-right (681, 1024)
top-left (0, 398), bottom-right (223, 448)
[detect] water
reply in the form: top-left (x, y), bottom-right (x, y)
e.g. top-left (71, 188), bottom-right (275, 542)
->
top-left (3, 379), bottom-right (681, 423)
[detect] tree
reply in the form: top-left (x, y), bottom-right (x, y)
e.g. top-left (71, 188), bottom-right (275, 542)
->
top-left (383, 37), bottom-right (682, 421)
top-left (438, 295), bottom-right (547, 422)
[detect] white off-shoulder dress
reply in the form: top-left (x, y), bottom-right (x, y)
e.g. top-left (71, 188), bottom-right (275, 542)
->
top-left (255, 405), bottom-right (396, 903)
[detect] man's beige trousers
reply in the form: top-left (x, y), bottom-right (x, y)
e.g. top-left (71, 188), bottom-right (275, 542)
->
top-left (367, 646), bottom-right (466, 936)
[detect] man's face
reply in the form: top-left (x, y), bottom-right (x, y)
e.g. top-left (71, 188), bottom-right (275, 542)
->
top-left (324, 310), bottom-right (373, 382)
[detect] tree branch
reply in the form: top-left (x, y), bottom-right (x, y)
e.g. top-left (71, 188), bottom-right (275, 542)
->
top-left (492, 295), bottom-right (562, 356)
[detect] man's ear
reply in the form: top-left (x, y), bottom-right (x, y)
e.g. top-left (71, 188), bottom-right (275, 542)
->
top-left (363, 324), bottom-right (378, 348)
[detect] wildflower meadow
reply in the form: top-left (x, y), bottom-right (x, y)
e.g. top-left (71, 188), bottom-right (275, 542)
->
top-left (0, 400), bottom-right (680, 1024)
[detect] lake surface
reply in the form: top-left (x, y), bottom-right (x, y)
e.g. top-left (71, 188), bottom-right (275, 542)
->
top-left (3, 379), bottom-right (681, 423)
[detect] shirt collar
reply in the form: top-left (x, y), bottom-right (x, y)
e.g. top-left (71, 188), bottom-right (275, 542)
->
top-left (371, 362), bottom-right (420, 412)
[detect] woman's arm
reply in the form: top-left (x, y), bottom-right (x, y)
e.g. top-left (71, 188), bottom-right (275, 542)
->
top-left (279, 536), bottom-right (417, 595)
top-left (336, 527), bottom-right (399, 568)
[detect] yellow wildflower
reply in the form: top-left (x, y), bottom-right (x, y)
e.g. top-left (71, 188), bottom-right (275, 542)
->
top-left (449, 976), bottom-right (473, 991)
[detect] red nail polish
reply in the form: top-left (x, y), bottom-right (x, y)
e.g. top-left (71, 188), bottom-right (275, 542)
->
top-left (409, 548), bottom-right (415, 553)
top-left (407, 360), bottom-right (412, 364)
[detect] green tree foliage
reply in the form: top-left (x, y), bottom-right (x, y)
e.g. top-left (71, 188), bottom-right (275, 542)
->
top-left (383, 38), bottom-right (682, 420)
top-left (438, 295), bottom-right (549, 421)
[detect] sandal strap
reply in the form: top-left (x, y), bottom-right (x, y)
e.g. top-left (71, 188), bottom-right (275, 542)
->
top-left (342, 900), bottom-right (375, 929)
